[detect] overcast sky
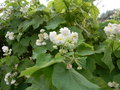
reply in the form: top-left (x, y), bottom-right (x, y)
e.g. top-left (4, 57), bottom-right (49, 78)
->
top-left (94, 0), bottom-right (120, 14)
top-left (0, 0), bottom-right (120, 15)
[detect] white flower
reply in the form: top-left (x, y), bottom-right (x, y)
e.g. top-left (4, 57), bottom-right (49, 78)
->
top-left (20, 4), bottom-right (30, 13)
top-left (108, 82), bottom-right (115, 88)
top-left (11, 79), bottom-right (16, 84)
top-left (2, 46), bottom-right (9, 53)
top-left (108, 81), bottom-right (119, 88)
top-left (43, 33), bottom-right (49, 40)
top-left (104, 23), bottom-right (120, 38)
top-left (55, 34), bottom-right (65, 45)
top-left (36, 39), bottom-right (42, 46)
top-left (2, 46), bottom-right (12, 56)
top-left (40, 29), bottom-right (45, 32)
top-left (60, 27), bottom-right (71, 36)
top-left (71, 32), bottom-right (78, 43)
top-left (9, 32), bottom-right (15, 40)
top-left (4, 72), bottom-right (11, 85)
top-left (49, 27), bottom-right (78, 49)
top-left (36, 30), bottom-right (48, 46)
top-left (38, 34), bottom-right (44, 42)
top-left (41, 42), bottom-right (46, 45)
top-left (49, 31), bottom-right (57, 42)
top-left (4, 72), bottom-right (17, 85)
top-left (5, 31), bottom-right (15, 40)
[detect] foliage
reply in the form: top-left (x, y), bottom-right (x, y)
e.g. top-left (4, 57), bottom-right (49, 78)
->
top-left (0, 0), bottom-right (120, 90)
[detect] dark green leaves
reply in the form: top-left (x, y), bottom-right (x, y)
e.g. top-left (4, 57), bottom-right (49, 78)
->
top-left (36, 53), bottom-right (52, 66)
top-left (26, 76), bottom-right (50, 90)
top-left (0, 56), bottom-right (19, 67)
top-left (30, 15), bottom-right (44, 29)
top-left (52, 64), bottom-right (99, 90)
top-left (20, 53), bottom-right (64, 76)
top-left (18, 15), bottom-right (44, 31)
top-left (17, 59), bottom-right (34, 72)
top-left (20, 37), bottom-right (30, 47)
top-left (46, 16), bottom-right (66, 30)
top-left (117, 60), bottom-right (120, 70)
top-left (12, 42), bottom-right (27, 56)
top-left (102, 46), bottom-right (115, 72)
top-left (77, 43), bottom-right (94, 56)
top-left (32, 47), bottom-right (47, 59)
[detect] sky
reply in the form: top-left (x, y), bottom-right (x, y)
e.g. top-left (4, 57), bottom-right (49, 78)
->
top-left (94, 0), bottom-right (120, 14)
top-left (0, 0), bottom-right (120, 15)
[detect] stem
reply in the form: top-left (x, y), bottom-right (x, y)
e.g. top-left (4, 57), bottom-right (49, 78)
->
top-left (75, 20), bottom-right (91, 36)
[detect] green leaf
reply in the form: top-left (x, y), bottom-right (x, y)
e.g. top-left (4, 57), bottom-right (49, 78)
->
top-left (0, 78), bottom-right (10, 90)
top-left (17, 59), bottom-right (34, 72)
top-left (30, 15), bottom-right (44, 29)
top-left (113, 40), bottom-right (120, 58)
top-left (77, 57), bottom-right (87, 69)
top-left (114, 50), bottom-right (120, 58)
top-left (102, 46), bottom-right (115, 72)
top-left (26, 76), bottom-right (49, 90)
top-left (12, 42), bottom-right (27, 56)
top-left (6, 56), bottom-right (19, 67)
top-left (0, 56), bottom-right (19, 67)
top-left (46, 16), bottom-right (66, 30)
top-left (113, 40), bottom-right (120, 51)
top-left (52, 63), bottom-right (99, 90)
top-left (92, 77), bottom-right (111, 90)
top-left (89, 5), bottom-right (99, 19)
top-left (91, 54), bottom-right (107, 69)
top-left (77, 43), bottom-right (94, 56)
top-left (53, 0), bottom-right (66, 13)
top-left (18, 20), bottom-right (32, 31)
top-left (86, 56), bottom-right (96, 72)
top-left (117, 60), bottom-right (120, 70)
top-left (20, 37), bottom-right (30, 47)
top-left (18, 16), bottom-right (44, 31)
top-left (32, 47), bottom-right (47, 59)
top-left (73, 0), bottom-right (82, 6)
top-left (79, 69), bottom-right (93, 80)
top-left (30, 34), bottom-right (38, 47)
top-left (36, 53), bottom-right (52, 66)
top-left (43, 41), bottom-right (54, 51)
top-left (113, 74), bottom-right (120, 84)
top-left (20, 53), bottom-right (63, 77)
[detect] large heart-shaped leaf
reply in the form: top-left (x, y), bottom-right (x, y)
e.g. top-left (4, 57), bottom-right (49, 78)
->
top-left (52, 63), bottom-right (99, 90)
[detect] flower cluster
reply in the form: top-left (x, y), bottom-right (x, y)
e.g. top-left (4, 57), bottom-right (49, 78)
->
top-left (2, 46), bottom-right (12, 56)
top-left (0, 6), bottom-right (13, 20)
top-left (36, 29), bottom-right (49, 46)
top-left (20, 4), bottom-right (30, 14)
top-left (5, 31), bottom-right (15, 40)
top-left (104, 23), bottom-right (120, 39)
top-left (108, 81), bottom-right (119, 88)
top-left (4, 72), bottom-right (17, 85)
top-left (49, 27), bottom-right (78, 50)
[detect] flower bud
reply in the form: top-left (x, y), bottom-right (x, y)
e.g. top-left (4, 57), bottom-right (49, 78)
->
top-left (66, 64), bottom-right (72, 69)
